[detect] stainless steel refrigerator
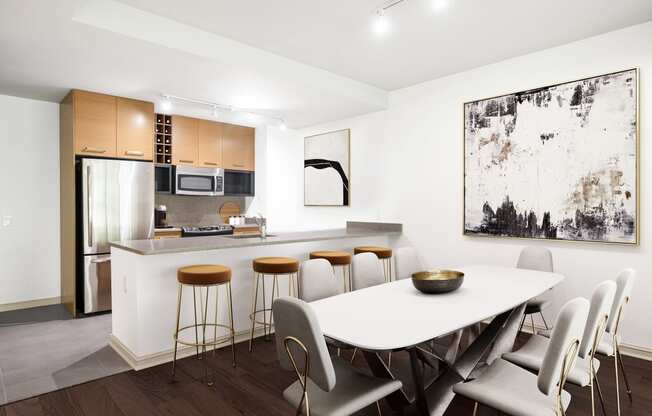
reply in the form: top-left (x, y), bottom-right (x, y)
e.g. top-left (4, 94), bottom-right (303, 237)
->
top-left (78, 158), bottom-right (154, 314)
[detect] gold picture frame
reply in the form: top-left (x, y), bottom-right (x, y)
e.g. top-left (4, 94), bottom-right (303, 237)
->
top-left (462, 68), bottom-right (640, 245)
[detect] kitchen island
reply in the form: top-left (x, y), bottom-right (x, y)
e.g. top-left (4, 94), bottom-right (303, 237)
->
top-left (109, 221), bottom-right (401, 369)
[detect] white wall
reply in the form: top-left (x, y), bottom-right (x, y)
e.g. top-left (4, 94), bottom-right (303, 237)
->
top-left (265, 112), bottom-right (388, 231)
top-left (0, 95), bottom-right (60, 306)
top-left (268, 21), bottom-right (652, 351)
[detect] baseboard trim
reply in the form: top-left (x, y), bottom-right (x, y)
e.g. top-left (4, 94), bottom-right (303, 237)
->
top-left (521, 321), bottom-right (652, 362)
top-left (110, 327), bottom-right (270, 371)
top-left (0, 296), bottom-right (61, 313)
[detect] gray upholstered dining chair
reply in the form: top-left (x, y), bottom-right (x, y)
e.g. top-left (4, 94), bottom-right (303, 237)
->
top-left (298, 258), bottom-right (352, 356)
top-left (517, 246), bottom-right (554, 333)
top-left (351, 252), bottom-right (386, 290)
top-left (503, 280), bottom-right (616, 416)
top-left (394, 246), bottom-right (466, 364)
top-left (394, 246), bottom-right (423, 280)
top-left (595, 268), bottom-right (636, 415)
top-left (298, 259), bottom-right (340, 302)
top-left (272, 297), bottom-right (403, 416)
top-left (453, 297), bottom-right (590, 416)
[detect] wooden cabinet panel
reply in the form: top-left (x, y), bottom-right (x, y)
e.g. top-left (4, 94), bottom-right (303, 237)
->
top-left (222, 124), bottom-right (255, 171)
top-left (74, 91), bottom-right (117, 157)
top-left (197, 120), bottom-right (223, 167)
top-left (154, 230), bottom-right (182, 239)
top-left (172, 116), bottom-right (198, 166)
top-left (117, 98), bottom-right (154, 160)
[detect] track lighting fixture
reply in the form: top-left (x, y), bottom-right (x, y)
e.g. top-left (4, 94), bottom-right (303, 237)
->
top-left (160, 94), bottom-right (285, 128)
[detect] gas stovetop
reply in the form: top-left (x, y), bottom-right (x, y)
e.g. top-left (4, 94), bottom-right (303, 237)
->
top-left (181, 225), bottom-right (234, 237)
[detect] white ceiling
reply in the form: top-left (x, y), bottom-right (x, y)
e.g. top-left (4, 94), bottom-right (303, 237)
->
top-left (118, 0), bottom-right (652, 90)
top-left (1, 0), bottom-right (651, 128)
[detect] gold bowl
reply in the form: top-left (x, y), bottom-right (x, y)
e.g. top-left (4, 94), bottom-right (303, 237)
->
top-left (411, 270), bottom-right (464, 294)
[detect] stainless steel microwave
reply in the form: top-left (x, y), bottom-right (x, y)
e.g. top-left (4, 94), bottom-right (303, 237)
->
top-left (174, 166), bottom-right (224, 196)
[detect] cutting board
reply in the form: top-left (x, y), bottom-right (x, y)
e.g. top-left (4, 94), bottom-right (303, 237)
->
top-left (219, 201), bottom-right (241, 223)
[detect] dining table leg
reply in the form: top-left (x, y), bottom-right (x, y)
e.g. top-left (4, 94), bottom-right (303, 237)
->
top-left (408, 347), bottom-right (430, 415)
top-left (362, 350), bottom-right (412, 413)
top-left (424, 304), bottom-right (525, 416)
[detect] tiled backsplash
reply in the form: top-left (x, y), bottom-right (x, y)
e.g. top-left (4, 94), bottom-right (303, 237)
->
top-left (155, 194), bottom-right (248, 226)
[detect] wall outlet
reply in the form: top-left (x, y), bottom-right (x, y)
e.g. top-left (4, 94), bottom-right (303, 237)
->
top-left (2, 216), bottom-right (12, 227)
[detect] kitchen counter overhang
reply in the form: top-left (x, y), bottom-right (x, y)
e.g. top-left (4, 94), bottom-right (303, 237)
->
top-left (109, 221), bottom-right (401, 370)
top-left (110, 221), bottom-right (402, 255)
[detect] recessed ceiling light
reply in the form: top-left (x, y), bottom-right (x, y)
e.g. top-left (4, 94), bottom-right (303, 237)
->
top-left (373, 9), bottom-right (390, 36)
top-left (432, 0), bottom-right (448, 11)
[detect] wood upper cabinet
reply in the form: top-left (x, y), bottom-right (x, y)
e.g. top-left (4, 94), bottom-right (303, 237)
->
top-left (197, 120), bottom-right (223, 167)
top-left (117, 97), bottom-right (154, 160)
top-left (172, 115), bottom-right (199, 166)
top-left (222, 124), bottom-right (255, 171)
top-left (74, 91), bottom-right (117, 157)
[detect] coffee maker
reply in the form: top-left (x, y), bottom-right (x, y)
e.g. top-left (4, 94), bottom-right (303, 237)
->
top-left (154, 205), bottom-right (168, 228)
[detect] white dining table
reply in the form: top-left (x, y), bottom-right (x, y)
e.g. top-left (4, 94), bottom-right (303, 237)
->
top-left (310, 265), bottom-right (564, 416)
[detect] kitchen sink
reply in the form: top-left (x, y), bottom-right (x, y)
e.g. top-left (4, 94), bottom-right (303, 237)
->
top-left (226, 234), bottom-right (277, 239)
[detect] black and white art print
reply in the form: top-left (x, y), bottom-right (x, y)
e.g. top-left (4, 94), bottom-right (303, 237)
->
top-left (464, 69), bottom-right (638, 244)
top-left (304, 129), bottom-right (350, 206)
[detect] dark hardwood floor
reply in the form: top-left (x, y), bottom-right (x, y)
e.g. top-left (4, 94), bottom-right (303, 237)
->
top-left (1, 334), bottom-right (650, 416)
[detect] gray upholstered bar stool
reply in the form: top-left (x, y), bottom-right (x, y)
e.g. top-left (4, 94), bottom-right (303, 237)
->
top-left (309, 250), bottom-right (352, 292)
top-left (354, 246), bottom-right (393, 282)
top-left (171, 264), bottom-right (236, 385)
top-left (248, 256), bottom-right (300, 352)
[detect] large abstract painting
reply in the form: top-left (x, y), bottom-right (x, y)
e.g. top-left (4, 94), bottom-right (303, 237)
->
top-left (464, 69), bottom-right (638, 244)
top-left (305, 129), bottom-right (350, 206)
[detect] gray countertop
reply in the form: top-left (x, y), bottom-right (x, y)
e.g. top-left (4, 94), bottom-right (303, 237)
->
top-left (110, 221), bottom-right (402, 256)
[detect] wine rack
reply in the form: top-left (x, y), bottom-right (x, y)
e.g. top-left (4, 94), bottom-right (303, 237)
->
top-left (155, 113), bottom-right (172, 164)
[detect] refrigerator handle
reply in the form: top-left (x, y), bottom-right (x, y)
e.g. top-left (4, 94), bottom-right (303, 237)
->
top-left (87, 165), bottom-right (93, 248)
top-left (90, 257), bottom-right (110, 264)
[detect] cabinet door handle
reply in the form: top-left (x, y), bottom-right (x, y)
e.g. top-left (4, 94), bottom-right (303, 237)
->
top-left (82, 147), bottom-right (106, 154)
top-left (233, 163), bottom-right (244, 168)
top-left (204, 162), bottom-right (218, 166)
top-left (179, 159), bottom-right (194, 164)
top-left (125, 150), bottom-right (144, 157)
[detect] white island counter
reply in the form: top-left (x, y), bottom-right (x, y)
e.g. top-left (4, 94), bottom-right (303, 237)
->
top-left (109, 221), bottom-right (401, 369)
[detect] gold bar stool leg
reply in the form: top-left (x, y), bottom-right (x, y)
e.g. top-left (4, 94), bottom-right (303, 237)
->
top-left (193, 287), bottom-right (200, 358)
top-left (348, 264), bottom-right (352, 291)
top-left (202, 285), bottom-right (212, 386)
top-left (228, 281), bottom-right (236, 367)
top-left (261, 274), bottom-right (268, 339)
top-left (249, 272), bottom-right (260, 352)
top-left (268, 274), bottom-right (278, 336)
top-left (171, 283), bottom-right (183, 380)
top-left (213, 285), bottom-right (219, 357)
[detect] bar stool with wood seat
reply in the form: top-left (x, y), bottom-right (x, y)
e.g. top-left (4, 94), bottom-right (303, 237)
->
top-left (248, 256), bottom-right (300, 352)
top-left (309, 250), bottom-right (352, 292)
top-left (354, 246), bottom-right (393, 282)
top-left (171, 264), bottom-right (236, 385)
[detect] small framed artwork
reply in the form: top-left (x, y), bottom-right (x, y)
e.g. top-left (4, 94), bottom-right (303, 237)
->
top-left (464, 68), bottom-right (639, 244)
top-left (304, 129), bottom-right (350, 206)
